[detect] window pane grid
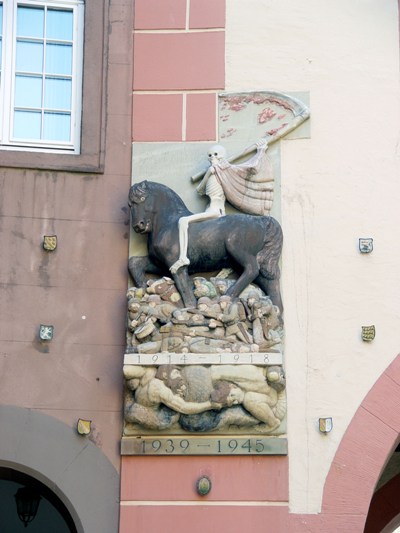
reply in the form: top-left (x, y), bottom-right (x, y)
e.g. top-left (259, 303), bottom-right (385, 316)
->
top-left (12, 2), bottom-right (76, 144)
top-left (14, 35), bottom-right (72, 42)
top-left (0, 0), bottom-right (82, 150)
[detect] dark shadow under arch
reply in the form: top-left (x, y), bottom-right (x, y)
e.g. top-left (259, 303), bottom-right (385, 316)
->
top-left (0, 466), bottom-right (78, 532)
top-left (364, 472), bottom-right (400, 533)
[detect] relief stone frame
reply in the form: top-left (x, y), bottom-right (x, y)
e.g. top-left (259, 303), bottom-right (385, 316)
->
top-left (122, 91), bottom-right (309, 456)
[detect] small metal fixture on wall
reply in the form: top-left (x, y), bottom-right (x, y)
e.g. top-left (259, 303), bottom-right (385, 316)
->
top-left (77, 419), bottom-right (92, 436)
top-left (319, 417), bottom-right (333, 434)
top-left (15, 486), bottom-right (41, 528)
top-left (361, 325), bottom-right (375, 342)
top-left (39, 325), bottom-right (54, 341)
top-left (43, 235), bottom-right (57, 251)
top-left (196, 476), bottom-right (212, 496)
top-left (359, 238), bottom-right (373, 253)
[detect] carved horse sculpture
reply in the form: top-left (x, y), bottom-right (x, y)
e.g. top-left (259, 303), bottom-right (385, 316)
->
top-left (128, 181), bottom-right (283, 311)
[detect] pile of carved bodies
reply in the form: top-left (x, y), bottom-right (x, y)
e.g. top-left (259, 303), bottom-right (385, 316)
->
top-left (126, 274), bottom-right (283, 355)
top-left (123, 275), bottom-right (286, 435)
top-left (123, 363), bottom-right (286, 435)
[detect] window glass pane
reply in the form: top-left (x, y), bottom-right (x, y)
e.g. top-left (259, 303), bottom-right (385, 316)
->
top-left (16, 41), bottom-right (43, 73)
top-left (13, 110), bottom-right (41, 139)
top-left (17, 7), bottom-right (44, 38)
top-left (15, 75), bottom-right (42, 108)
top-left (44, 78), bottom-right (71, 109)
top-left (43, 112), bottom-right (70, 141)
top-left (6, 3), bottom-right (83, 149)
top-left (46, 43), bottom-right (72, 75)
top-left (47, 9), bottom-right (73, 41)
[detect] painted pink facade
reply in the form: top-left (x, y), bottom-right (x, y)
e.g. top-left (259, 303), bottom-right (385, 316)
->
top-left (121, 1), bottom-right (400, 532)
top-left (0, 0), bottom-right (399, 531)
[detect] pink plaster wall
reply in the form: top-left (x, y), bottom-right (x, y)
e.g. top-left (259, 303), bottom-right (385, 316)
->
top-left (121, 456), bottom-right (288, 502)
top-left (132, 2), bottom-right (224, 142)
top-left (132, 94), bottom-right (183, 141)
top-left (120, 505), bottom-right (289, 533)
top-left (186, 93), bottom-right (217, 141)
top-left (189, 0), bottom-right (226, 29)
top-left (134, 0), bottom-right (186, 30)
top-left (133, 33), bottom-right (225, 91)
top-left (120, 455), bottom-right (288, 532)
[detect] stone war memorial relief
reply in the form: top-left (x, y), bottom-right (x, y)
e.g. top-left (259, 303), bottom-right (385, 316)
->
top-left (122, 91), bottom-right (309, 455)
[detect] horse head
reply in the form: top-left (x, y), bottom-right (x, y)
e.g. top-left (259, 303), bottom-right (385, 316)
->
top-left (129, 181), bottom-right (191, 234)
top-left (129, 181), bottom-right (154, 234)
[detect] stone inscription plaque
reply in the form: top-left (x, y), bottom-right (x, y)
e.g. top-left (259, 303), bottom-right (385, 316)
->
top-left (125, 352), bottom-right (283, 366)
top-left (121, 436), bottom-right (288, 456)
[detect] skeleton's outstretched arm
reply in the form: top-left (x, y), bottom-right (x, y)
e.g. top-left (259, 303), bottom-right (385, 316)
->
top-left (191, 138), bottom-right (268, 183)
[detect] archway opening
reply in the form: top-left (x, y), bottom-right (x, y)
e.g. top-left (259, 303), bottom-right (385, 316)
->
top-left (364, 442), bottom-right (400, 533)
top-left (0, 467), bottom-right (77, 533)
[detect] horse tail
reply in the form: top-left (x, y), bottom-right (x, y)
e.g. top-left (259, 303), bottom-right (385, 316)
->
top-left (257, 217), bottom-right (283, 280)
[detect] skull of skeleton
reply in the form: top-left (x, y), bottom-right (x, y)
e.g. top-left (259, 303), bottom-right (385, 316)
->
top-left (208, 144), bottom-right (226, 165)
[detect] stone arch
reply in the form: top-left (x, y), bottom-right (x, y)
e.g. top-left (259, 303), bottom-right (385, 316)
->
top-left (320, 353), bottom-right (400, 531)
top-left (0, 405), bottom-right (119, 533)
top-left (288, 354), bottom-right (400, 532)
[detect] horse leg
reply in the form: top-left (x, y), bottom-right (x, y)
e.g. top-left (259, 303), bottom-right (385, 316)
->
top-left (171, 268), bottom-right (197, 308)
top-left (255, 274), bottom-right (283, 315)
top-left (128, 256), bottom-right (163, 288)
top-left (226, 255), bottom-right (260, 299)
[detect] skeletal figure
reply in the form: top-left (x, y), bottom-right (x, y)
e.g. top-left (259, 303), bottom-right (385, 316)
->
top-left (169, 145), bottom-right (228, 274)
top-left (170, 140), bottom-right (273, 274)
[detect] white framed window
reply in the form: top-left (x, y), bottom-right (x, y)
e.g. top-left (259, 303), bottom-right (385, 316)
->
top-left (0, 0), bottom-right (84, 153)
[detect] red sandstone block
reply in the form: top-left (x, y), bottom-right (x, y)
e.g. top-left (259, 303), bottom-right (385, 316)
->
top-left (289, 513), bottom-right (366, 533)
top-left (323, 407), bottom-right (397, 515)
top-left (133, 33), bottom-right (225, 91)
top-left (385, 353), bottom-right (400, 385)
top-left (120, 455), bottom-right (288, 502)
top-left (186, 93), bottom-right (216, 141)
top-left (362, 373), bottom-right (400, 434)
top-left (189, 0), bottom-right (225, 29)
top-left (132, 94), bottom-right (183, 142)
top-left (119, 505), bottom-right (289, 533)
top-left (134, 0), bottom-right (186, 30)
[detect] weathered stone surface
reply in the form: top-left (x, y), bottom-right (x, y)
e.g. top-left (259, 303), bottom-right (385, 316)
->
top-left (125, 276), bottom-right (283, 355)
top-left (123, 363), bottom-right (286, 436)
